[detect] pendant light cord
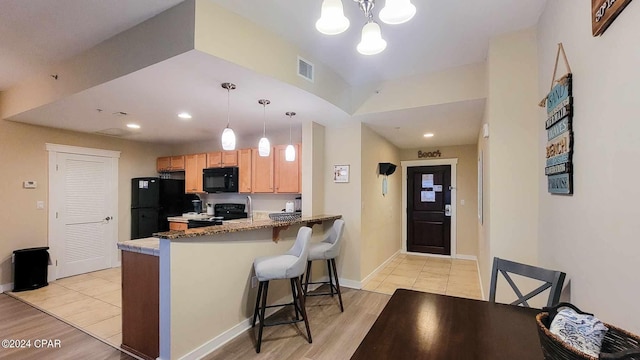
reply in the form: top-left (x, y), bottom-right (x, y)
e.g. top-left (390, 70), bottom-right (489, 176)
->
top-left (289, 114), bottom-right (292, 144)
top-left (263, 103), bottom-right (267, 136)
top-left (226, 87), bottom-right (230, 128)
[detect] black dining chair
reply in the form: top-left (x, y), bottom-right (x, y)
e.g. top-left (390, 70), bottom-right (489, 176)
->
top-left (489, 257), bottom-right (566, 308)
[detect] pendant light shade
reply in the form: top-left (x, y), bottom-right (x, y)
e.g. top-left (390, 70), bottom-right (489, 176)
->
top-left (285, 112), bottom-right (296, 162)
top-left (221, 128), bottom-right (236, 150)
top-left (357, 21), bottom-right (387, 55)
top-left (285, 144), bottom-right (296, 162)
top-left (379, 0), bottom-right (416, 25)
top-left (221, 82), bottom-right (237, 150)
top-left (258, 99), bottom-right (271, 157)
top-left (316, 0), bottom-right (350, 35)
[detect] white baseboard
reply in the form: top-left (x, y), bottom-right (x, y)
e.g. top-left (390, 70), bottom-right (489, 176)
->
top-left (455, 254), bottom-right (478, 261)
top-left (361, 250), bottom-right (401, 284)
top-left (314, 275), bottom-right (361, 290)
top-left (177, 293), bottom-right (292, 360)
top-left (0, 282), bottom-right (13, 293)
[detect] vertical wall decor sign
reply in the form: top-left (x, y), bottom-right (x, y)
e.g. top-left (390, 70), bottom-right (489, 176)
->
top-left (539, 43), bottom-right (574, 195)
top-left (592, 0), bottom-right (633, 36)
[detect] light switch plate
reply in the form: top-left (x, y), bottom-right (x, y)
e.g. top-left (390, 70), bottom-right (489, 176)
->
top-left (37, 201), bottom-right (45, 209)
top-left (23, 180), bottom-right (37, 189)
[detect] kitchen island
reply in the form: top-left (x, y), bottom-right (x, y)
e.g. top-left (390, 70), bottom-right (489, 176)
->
top-left (118, 214), bottom-right (341, 360)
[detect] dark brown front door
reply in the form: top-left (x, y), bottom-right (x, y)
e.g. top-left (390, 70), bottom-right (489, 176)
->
top-left (407, 165), bottom-right (451, 255)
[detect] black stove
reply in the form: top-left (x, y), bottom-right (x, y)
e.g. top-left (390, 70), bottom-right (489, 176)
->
top-left (186, 203), bottom-right (247, 229)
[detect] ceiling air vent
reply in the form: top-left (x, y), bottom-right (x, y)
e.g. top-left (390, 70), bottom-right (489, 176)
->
top-left (297, 56), bottom-right (314, 83)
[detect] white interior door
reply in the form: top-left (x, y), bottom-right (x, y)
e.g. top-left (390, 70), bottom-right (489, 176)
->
top-left (49, 147), bottom-right (119, 279)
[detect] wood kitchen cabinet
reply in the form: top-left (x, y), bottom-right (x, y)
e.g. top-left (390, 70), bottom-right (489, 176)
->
top-left (251, 147), bottom-right (274, 193)
top-left (185, 153), bottom-right (207, 193)
top-left (274, 144), bottom-right (301, 193)
top-left (206, 150), bottom-right (238, 168)
top-left (169, 222), bottom-right (188, 231)
top-left (238, 148), bottom-right (252, 193)
top-left (156, 155), bottom-right (185, 172)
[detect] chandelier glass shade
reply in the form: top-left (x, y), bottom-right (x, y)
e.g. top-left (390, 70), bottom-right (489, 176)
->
top-left (316, 0), bottom-right (350, 35)
top-left (357, 21), bottom-right (387, 55)
top-left (378, 0), bottom-right (416, 24)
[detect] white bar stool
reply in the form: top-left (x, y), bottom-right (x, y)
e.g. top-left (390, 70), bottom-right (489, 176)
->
top-left (252, 226), bottom-right (313, 353)
top-left (303, 219), bottom-right (345, 312)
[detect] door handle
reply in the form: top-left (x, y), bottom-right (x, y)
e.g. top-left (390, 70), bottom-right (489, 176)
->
top-left (444, 205), bottom-right (451, 217)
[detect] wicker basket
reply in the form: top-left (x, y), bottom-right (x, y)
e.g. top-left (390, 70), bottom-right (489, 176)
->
top-left (268, 212), bottom-right (301, 222)
top-left (537, 303), bottom-right (640, 360)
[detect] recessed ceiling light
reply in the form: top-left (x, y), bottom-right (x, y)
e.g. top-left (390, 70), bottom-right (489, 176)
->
top-left (423, 133), bottom-right (434, 138)
top-left (127, 123), bottom-right (141, 129)
top-left (178, 112), bottom-right (192, 119)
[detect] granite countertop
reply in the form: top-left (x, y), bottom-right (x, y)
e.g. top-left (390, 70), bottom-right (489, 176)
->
top-left (117, 237), bottom-right (160, 256)
top-left (155, 214), bottom-right (342, 240)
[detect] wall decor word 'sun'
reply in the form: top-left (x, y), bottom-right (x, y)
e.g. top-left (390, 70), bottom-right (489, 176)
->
top-left (539, 43), bottom-right (574, 195)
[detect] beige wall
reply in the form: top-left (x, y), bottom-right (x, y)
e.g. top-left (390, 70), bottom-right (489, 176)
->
top-left (323, 120), bottom-right (362, 281)
top-left (401, 145), bottom-right (479, 257)
top-left (481, 28), bottom-right (540, 302)
top-left (360, 125), bottom-right (402, 278)
top-left (0, 119), bottom-right (169, 285)
top-left (537, 0), bottom-right (640, 333)
top-left (193, 0), bottom-right (351, 115)
top-left (302, 121), bottom-right (325, 216)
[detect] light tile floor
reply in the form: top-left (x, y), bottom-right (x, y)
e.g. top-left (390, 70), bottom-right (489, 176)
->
top-left (9, 267), bottom-right (122, 347)
top-left (362, 253), bottom-right (484, 300)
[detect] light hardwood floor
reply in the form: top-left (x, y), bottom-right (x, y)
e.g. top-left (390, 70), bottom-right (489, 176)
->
top-left (0, 294), bottom-right (134, 360)
top-left (6, 253), bottom-right (482, 359)
top-left (8, 267), bottom-right (123, 347)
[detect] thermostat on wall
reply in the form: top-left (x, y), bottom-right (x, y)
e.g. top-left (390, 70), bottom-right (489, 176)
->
top-left (23, 181), bottom-right (37, 189)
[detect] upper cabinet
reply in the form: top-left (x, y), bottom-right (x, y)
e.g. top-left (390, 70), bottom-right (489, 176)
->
top-left (238, 149), bottom-right (252, 193)
top-left (185, 153), bottom-right (207, 193)
top-left (274, 144), bottom-right (301, 194)
top-left (251, 148), bottom-right (274, 193)
top-left (157, 155), bottom-right (185, 172)
top-left (206, 151), bottom-right (238, 168)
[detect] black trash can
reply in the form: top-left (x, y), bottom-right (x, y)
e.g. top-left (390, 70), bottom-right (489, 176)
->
top-left (13, 247), bottom-right (50, 292)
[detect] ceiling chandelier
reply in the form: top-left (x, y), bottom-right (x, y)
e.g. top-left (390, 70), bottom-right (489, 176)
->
top-left (316, 0), bottom-right (416, 55)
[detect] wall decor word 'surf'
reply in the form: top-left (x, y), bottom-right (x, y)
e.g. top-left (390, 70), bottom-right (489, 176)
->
top-left (592, 0), bottom-right (633, 36)
top-left (539, 43), bottom-right (574, 195)
top-left (418, 150), bottom-right (442, 158)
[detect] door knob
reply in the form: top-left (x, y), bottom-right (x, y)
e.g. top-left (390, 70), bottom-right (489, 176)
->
top-left (105, 216), bottom-right (113, 221)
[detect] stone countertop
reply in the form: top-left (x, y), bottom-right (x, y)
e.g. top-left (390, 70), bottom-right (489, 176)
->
top-left (117, 237), bottom-right (160, 256)
top-left (155, 214), bottom-right (342, 241)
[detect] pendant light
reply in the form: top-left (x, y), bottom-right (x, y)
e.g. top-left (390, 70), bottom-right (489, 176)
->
top-left (221, 82), bottom-right (236, 150)
top-left (316, 0), bottom-right (350, 35)
top-left (285, 112), bottom-right (296, 162)
top-left (258, 99), bottom-right (271, 157)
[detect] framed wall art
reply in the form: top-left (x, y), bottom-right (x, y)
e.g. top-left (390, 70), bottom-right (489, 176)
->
top-left (333, 165), bottom-right (349, 183)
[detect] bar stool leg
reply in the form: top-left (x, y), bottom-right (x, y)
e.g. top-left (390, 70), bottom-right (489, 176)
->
top-left (252, 281), bottom-right (264, 327)
top-left (294, 277), bottom-right (312, 343)
top-left (303, 260), bottom-right (312, 295)
top-left (327, 260), bottom-right (334, 297)
top-left (290, 278), bottom-right (300, 320)
top-left (256, 281), bottom-right (269, 353)
top-left (331, 259), bottom-right (344, 312)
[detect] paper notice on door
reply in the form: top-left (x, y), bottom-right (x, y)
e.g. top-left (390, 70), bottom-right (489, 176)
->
top-left (421, 190), bottom-right (436, 202)
top-left (433, 185), bottom-right (443, 192)
top-left (422, 174), bottom-right (434, 188)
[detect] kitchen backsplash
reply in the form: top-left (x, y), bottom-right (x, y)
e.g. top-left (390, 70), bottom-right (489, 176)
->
top-left (198, 193), bottom-right (299, 213)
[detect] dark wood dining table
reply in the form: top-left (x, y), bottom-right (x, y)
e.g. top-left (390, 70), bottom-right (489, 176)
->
top-left (351, 289), bottom-right (544, 359)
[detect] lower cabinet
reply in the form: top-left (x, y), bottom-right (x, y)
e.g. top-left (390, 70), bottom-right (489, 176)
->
top-left (121, 251), bottom-right (159, 360)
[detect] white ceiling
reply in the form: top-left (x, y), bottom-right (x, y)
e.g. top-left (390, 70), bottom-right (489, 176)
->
top-left (0, 0), bottom-right (547, 149)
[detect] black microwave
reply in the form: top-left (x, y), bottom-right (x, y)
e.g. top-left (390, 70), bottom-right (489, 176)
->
top-left (203, 167), bottom-right (238, 193)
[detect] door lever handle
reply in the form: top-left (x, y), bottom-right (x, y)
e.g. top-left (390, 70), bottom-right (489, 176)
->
top-left (444, 205), bottom-right (451, 217)
top-left (104, 216), bottom-right (113, 221)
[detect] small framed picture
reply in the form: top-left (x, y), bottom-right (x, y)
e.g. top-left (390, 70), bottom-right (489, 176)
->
top-left (333, 165), bottom-right (350, 183)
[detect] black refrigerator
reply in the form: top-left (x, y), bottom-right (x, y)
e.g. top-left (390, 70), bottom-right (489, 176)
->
top-left (131, 178), bottom-right (198, 239)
